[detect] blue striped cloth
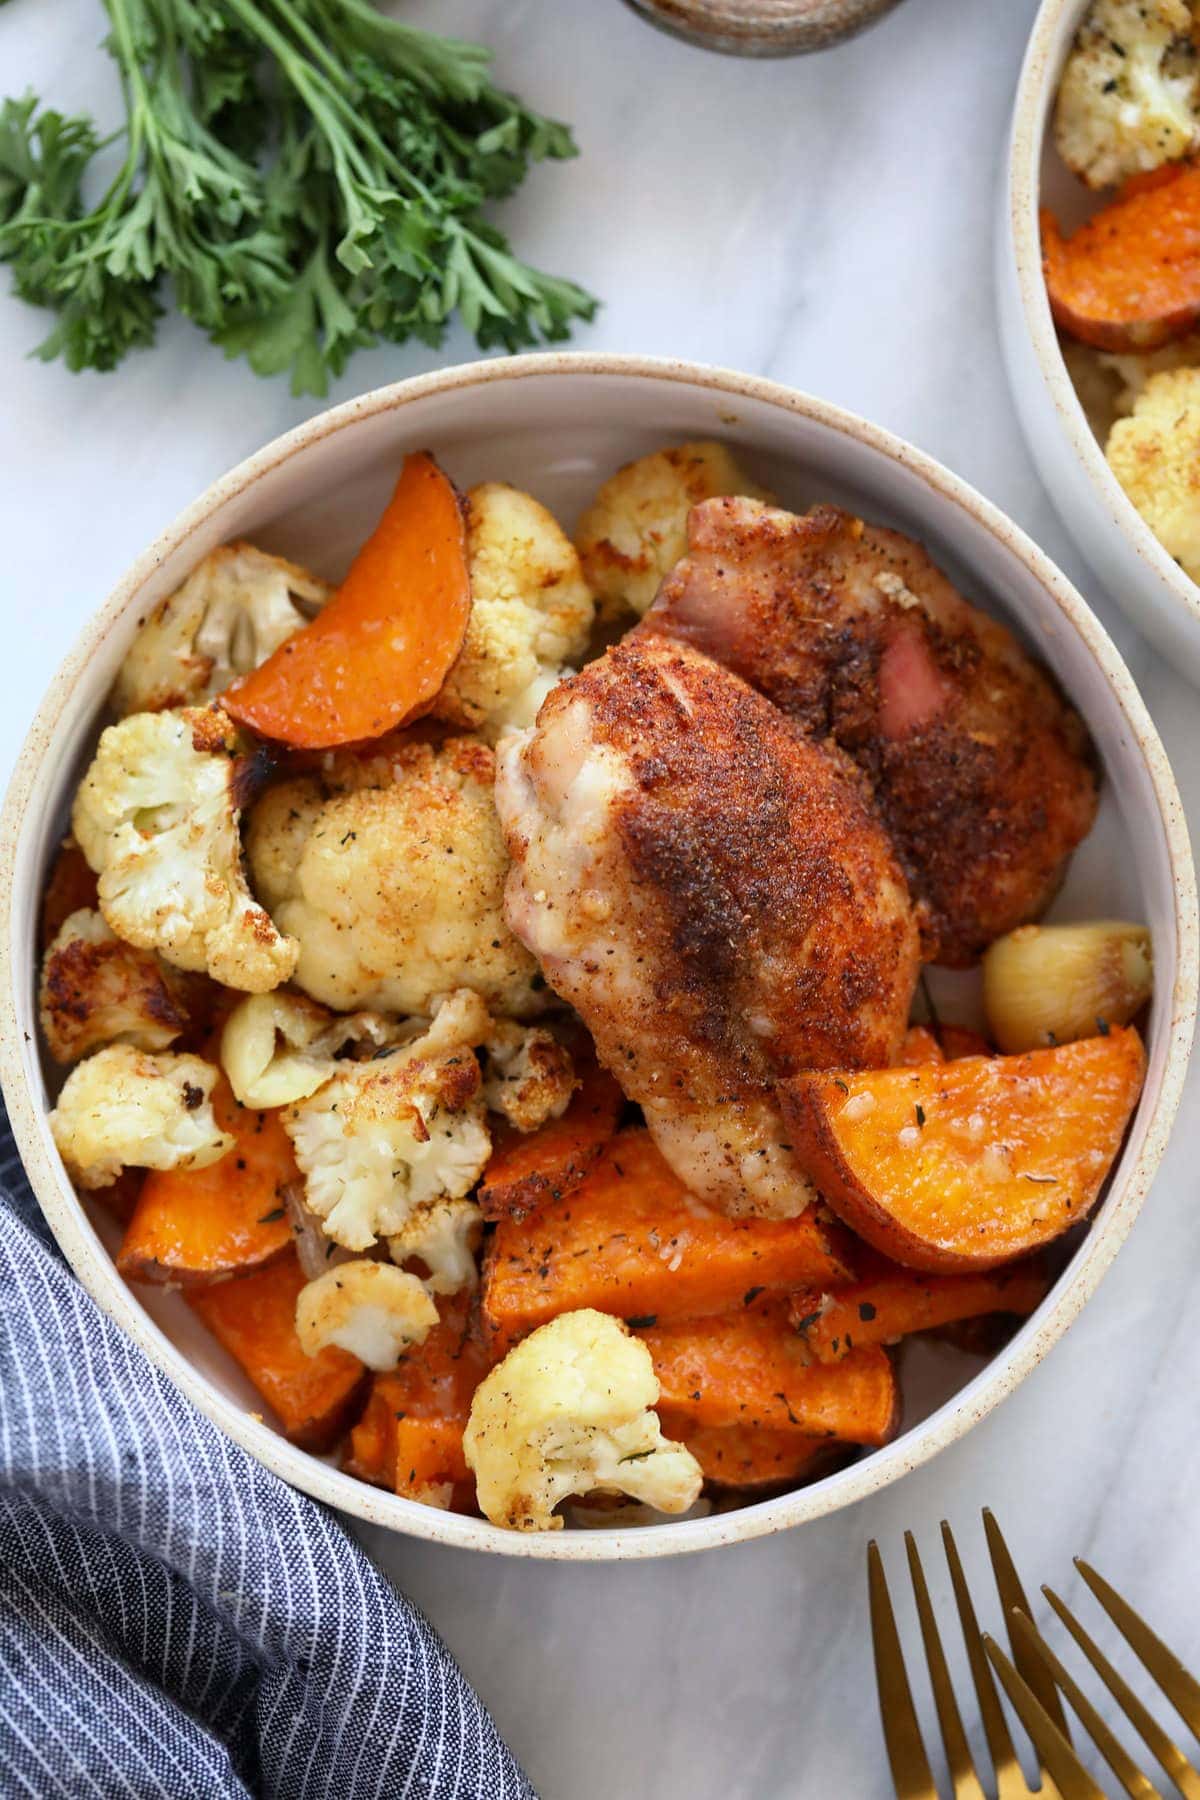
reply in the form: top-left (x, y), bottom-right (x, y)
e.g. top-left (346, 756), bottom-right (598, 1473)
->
top-left (0, 1105), bottom-right (533, 1799)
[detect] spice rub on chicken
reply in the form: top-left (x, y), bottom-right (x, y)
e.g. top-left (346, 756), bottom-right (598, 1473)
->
top-left (637, 497), bottom-right (1099, 966)
top-left (494, 635), bottom-right (920, 1218)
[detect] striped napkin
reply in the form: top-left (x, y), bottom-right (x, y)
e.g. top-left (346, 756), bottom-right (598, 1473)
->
top-left (0, 1104), bottom-right (533, 1799)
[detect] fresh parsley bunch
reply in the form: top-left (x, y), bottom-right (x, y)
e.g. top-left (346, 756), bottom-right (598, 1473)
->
top-left (0, 0), bottom-right (597, 393)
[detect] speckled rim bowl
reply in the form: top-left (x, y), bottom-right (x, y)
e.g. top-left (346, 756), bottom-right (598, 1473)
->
top-left (999, 0), bottom-right (1200, 683)
top-left (1, 353), bottom-right (1195, 1560)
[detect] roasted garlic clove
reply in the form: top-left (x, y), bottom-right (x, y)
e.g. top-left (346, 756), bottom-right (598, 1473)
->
top-left (982, 920), bottom-right (1152, 1054)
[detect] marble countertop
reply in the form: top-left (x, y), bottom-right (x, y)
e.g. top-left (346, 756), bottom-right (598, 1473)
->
top-left (4, 0), bottom-right (1200, 1793)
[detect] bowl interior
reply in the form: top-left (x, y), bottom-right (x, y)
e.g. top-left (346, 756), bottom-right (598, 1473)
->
top-left (3, 360), bottom-right (1192, 1557)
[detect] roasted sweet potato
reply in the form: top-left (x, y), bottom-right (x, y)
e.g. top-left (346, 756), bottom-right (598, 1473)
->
top-left (39, 839), bottom-right (99, 949)
top-left (87, 1167), bottom-right (144, 1227)
top-left (656, 1410), bottom-right (837, 1490)
top-left (1042, 165), bottom-right (1200, 351)
top-left (789, 1261), bottom-right (1050, 1364)
top-left (481, 1128), bottom-right (857, 1350)
top-left (938, 1024), bottom-right (992, 1060)
top-left (781, 1028), bottom-right (1146, 1272)
top-left (343, 1297), bottom-right (486, 1498)
top-left (477, 1061), bottom-right (625, 1221)
top-left (639, 1306), bottom-right (898, 1444)
top-left (898, 1025), bottom-right (944, 1066)
top-left (225, 453), bottom-right (471, 749)
top-left (116, 1071), bottom-right (295, 1284)
top-left (188, 1253), bottom-right (368, 1451)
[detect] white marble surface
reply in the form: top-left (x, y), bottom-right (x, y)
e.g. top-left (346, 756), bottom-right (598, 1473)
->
top-left (3, 0), bottom-right (1200, 1794)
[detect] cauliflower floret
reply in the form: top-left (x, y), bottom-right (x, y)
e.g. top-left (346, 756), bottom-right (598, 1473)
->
top-left (73, 706), bottom-right (297, 993)
top-left (1105, 366), bottom-right (1200, 578)
top-left (574, 442), bottom-right (772, 622)
top-left (463, 1309), bottom-right (703, 1532)
top-left (49, 1044), bottom-right (232, 1189)
top-left (285, 1027), bottom-right (491, 1251)
top-left (1054, 0), bottom-right (1199, 189)
top-left (39, 907), bottom-right (195, 1064)
top-left (388, 1197), bottom-right (483, 1293)
top-left (112, 544), bottom-right (332, 716)
top-left (220, 989), bottom-right (400, 1109)
top-left (295, 1261), bottom-right (437, 1370)
top-left (1099, 332), bottom-right (1200, 414)
top-left (482, 1020), bottom-right (577, 1132)
top-left (434, 484), bottom-right (594, 740)
top-left (246, 734), bottom-right (542, 1017)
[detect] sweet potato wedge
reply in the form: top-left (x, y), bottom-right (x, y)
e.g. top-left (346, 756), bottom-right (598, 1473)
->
top-left (938, 1024), bottom-right (992, 1060)
top-left (898, 1025), bottom-right (944, 1066)
top-left (116, 1072), bottom-right (295, 1284)
top-left (656, 1410), bottom-right (837, 1490)
top-left (1042, 166), bottom-right (1200, 351)
top-left (188, 1252), bottom-right (368, 1451)
top-left (789, 1260), bottom-right (1050, 1363)
top-left (40, 838), bottom-right (99, 949)
top-left (639, 1306), bottom-right (898, 1444)
top-left (481, 1127), bottom-right (857, 1350)
top-left (780, 1027), bottom-right (1146, 1272)
top-left (343, 1296), bottom-right (486, 1496)
top-left (224, 452), bottom-right (471, 749)
top-left (477, 1061), bottom-right (625, 1221)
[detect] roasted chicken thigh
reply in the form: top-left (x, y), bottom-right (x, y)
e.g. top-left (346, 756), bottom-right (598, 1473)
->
top-left (638, 497), bottom-right (1099, 965)
top-left (494, 636), bottom-right (920, 1216)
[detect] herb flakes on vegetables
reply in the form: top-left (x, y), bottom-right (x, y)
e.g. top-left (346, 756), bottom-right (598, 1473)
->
top-left (0, 0), bottom-right (597, 393)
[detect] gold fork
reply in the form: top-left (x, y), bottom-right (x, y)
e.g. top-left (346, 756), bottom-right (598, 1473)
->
top-left (869, 1510), bottom-right (1200, 1799)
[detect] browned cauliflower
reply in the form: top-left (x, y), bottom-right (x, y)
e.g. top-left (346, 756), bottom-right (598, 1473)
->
top-left (574, 442), bottom-right (771, 621)
top-left (1106, 367), bottom-right (1200, 579)
top-left (72, 707), bottom-right (297, 992)
top-left (219, 989), bottom-right (400, 1109)
top-left (111, 544), bottom-right (332, 716)
top-left (39, 908), bottom-right (195, 1064)
top-left (1054, 0), bottom-right (1199, 189)
top-left (295, 1261), bottom-right (438, 1370)
top-left (284, 1024), bottom-right (491, 1251)
top-left (433, 484), bottom-right (594, 740)
top-left (246, 734), bottom-right (543, 1017)
top-left (481, 1019), bottom-right (576, 1132)
top-left (388, 1198), bottom-right (484, 1294)
top-left (49, 1045), bottom-right (232, 1189)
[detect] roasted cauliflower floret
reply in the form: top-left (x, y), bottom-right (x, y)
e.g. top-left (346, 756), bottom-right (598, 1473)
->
top-left (295, 1261), bottom-right (438, 1370)
top-left (1100, 333), bottom-right (1200, 414)
top-left (112, 544), bottom-right (332, 716)
top-left (220, 989), bottom-right (399, 1109)
top-left (388, 1197), bottom-right (484, 1293)
top-left (72, 706), bottom-right (297, 993)
top-left (482, 1020), bottom-right (577, 1132)
top-left (1106, 367), bottom-right (1200, 578)
top-left (246, 734), bottom-right (542, 1017)
top-left (49, 1045), bottom-right (232, 1189)
top-left (39, 907), bottom-right (195, 1064)
top-left (284, 1029), bottom-right (491, 1251)
top-left (574, 442), bottom-right (771, 621)
top-left (463, 1309), bottom-right (703, 1532)
top-left (434, 484), bottom-right (594, 740)
top-left (1054, 0), bottom-right (1199, 189)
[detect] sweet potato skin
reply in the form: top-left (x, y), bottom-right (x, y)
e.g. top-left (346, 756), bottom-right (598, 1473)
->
top-left (116, 1073), bottom-right (295, 1284)
top-left (225, 452), bottom-right (470, 749)
top-left (789, 1261), bottom-right (1050, 1363)
top-left (477, 1061), bottom-right (624, 1221)
top-left (656, 1409), bottom-right (837, 1491)
top-left (638, 1306), bottom-right (899, 1444)
top-left (188, 1253), bottom-right (368, 1451)
top-left (1042, 166), bottom-right (1200, 351)
top-left (781, 1028), bottom-right (1146, 1272)
top-left (481, 1127), bottom-right (857, 1350)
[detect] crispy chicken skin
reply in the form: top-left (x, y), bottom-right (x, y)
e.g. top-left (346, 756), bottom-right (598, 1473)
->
top-left (638, 498), bottom-right (1099, 966)
top-left (494, 636), bottom-right (920, 1217)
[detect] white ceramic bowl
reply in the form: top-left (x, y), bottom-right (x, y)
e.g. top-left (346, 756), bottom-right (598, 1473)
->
top-left (1, 354), bottom-right (1195, 1560)
top-left (999, 0), bottom-right (1200, 683)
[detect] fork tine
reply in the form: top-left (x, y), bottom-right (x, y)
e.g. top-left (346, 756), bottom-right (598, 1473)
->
top-left (1043, 1586), bottom-right (1200, 1800)
top-left (983, 1636), bottom-right (1106, 1800)
top-left (1009, 1609), bottom-right (1162, 1800)
top-left (984, 1509), bottom-right (1073, 1743)
top-left (942, 1521), bottom-right (1030, 1800)
top-left (906, 1532), bottom-right (987, 1800)
top-left (869, 1541), bottom-right (939, 1800)
top-left (1075, 1561), bottom-right (1200, 1744)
